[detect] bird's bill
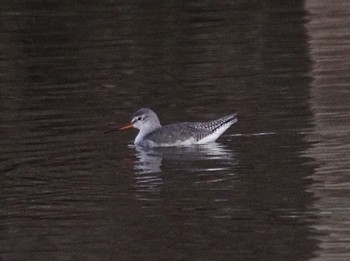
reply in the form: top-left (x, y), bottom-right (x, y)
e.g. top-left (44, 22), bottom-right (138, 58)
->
top-left (104, 123), bottom-right (133, 134)
top-left (118, 123), bottom-right (134, 130)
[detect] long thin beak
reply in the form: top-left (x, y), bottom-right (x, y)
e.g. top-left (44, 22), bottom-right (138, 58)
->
top-left (118, 123), bottom-right (134, 130)
top-left (104, 123), bottom-right (134, 134)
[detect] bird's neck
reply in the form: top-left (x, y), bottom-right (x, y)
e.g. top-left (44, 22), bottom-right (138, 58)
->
top-left (134, 124), bottom-right (161, 145)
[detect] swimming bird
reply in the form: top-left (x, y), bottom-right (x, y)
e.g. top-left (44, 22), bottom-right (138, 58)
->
top-left (115, 108), bottom-right (237, 147)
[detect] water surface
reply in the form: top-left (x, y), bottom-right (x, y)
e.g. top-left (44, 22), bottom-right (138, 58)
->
top-left (1, 1), bottom-right (350, 260)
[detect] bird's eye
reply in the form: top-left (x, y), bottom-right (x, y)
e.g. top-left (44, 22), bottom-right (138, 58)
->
top-left (137, 116), bottom-right (142, 121)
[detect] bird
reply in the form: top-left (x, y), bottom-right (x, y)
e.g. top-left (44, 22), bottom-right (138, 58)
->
top-left (113, 108), bottom-right (237, 147)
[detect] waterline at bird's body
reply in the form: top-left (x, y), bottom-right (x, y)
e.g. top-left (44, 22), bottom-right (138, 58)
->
top-left (118, 108), bottom-right (237, 147)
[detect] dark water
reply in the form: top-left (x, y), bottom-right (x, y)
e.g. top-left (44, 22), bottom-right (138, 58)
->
top-left (1, 1), bottom-right (350, 260)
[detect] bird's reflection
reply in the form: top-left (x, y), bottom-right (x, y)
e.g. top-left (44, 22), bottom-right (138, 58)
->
top-left (133, 143), bottom-right (235, 174)
top-left (132, 143), bottom-right (236, 202)
top-left (133, 146), bottom-right (163, 174)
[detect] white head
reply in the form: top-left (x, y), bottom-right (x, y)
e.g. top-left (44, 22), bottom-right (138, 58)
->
top-left (118, 108), bottom-right (161, 137)
top-left (130, 108), bottom-right (161, 131)
top-left (117, 108), bottom-right (161, 145)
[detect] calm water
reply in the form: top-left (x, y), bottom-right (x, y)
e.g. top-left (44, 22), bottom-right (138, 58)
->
top-left (1, 1), bottom-right (350, 260)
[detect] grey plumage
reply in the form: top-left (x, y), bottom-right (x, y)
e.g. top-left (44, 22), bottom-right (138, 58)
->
top-left (147, 114), bottom-right (236, 142)
top-left (128, 109), bottom-right (237, 147)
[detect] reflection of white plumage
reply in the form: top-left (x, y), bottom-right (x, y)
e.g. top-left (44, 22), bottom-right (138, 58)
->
top-left (119, 108), bottom-right (237, 147)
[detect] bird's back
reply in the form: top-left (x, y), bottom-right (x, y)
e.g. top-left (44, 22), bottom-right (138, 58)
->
top-left (139, 113), bottom-right (237, 147)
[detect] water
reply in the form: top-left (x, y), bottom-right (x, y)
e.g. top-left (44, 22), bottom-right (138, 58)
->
top-left (1, 1), bottom-right (350, 260)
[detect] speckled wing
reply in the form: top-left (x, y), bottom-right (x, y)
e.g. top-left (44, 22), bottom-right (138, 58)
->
top-left (144, 113), bottom-right (237, 145)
